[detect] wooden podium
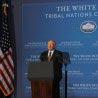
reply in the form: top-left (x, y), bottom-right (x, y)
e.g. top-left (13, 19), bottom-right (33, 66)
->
top-left (27, 62), bottom-right (54, 98)
top-left (31, 80), bottom-right (52, 98)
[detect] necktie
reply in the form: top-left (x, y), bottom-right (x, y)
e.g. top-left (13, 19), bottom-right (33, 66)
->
top-left (49, 51), bottom-right (52, 57)
top-left (48, 51), bottom-right (52, 62)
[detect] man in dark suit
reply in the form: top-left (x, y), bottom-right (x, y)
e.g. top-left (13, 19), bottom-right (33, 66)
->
top-left (40, 40), bottom-right (63, 98)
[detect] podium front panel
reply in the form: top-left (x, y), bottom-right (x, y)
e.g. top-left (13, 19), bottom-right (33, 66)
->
top-left (28, 62), bottom-right (54, 80)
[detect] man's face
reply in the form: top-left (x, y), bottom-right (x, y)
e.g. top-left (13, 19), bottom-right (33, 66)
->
top-left (48, 41), bottom-right (56, 51)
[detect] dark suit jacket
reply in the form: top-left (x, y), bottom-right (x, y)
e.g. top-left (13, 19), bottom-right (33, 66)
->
top-left (40, 49), bottom-right (63, 81)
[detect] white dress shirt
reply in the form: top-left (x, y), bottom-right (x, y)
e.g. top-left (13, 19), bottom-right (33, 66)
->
top-left (48, 50), bottom-right (55, 57)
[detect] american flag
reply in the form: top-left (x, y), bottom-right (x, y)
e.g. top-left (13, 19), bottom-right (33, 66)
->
top-left (0, 1), bottom-right (14, 96)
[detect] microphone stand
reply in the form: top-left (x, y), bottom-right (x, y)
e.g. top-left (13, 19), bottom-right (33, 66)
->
top-left (65, 64), bottom-right (67, 98)
top-left (62, 52), bottom-right (70, 98)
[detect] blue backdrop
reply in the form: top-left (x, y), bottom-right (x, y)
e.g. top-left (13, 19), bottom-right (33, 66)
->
top-left (19, 0), bottom-right (98, 98)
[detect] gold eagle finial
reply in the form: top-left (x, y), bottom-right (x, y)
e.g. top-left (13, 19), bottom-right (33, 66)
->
top-left (2, 2), bottom-right (9, 16)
